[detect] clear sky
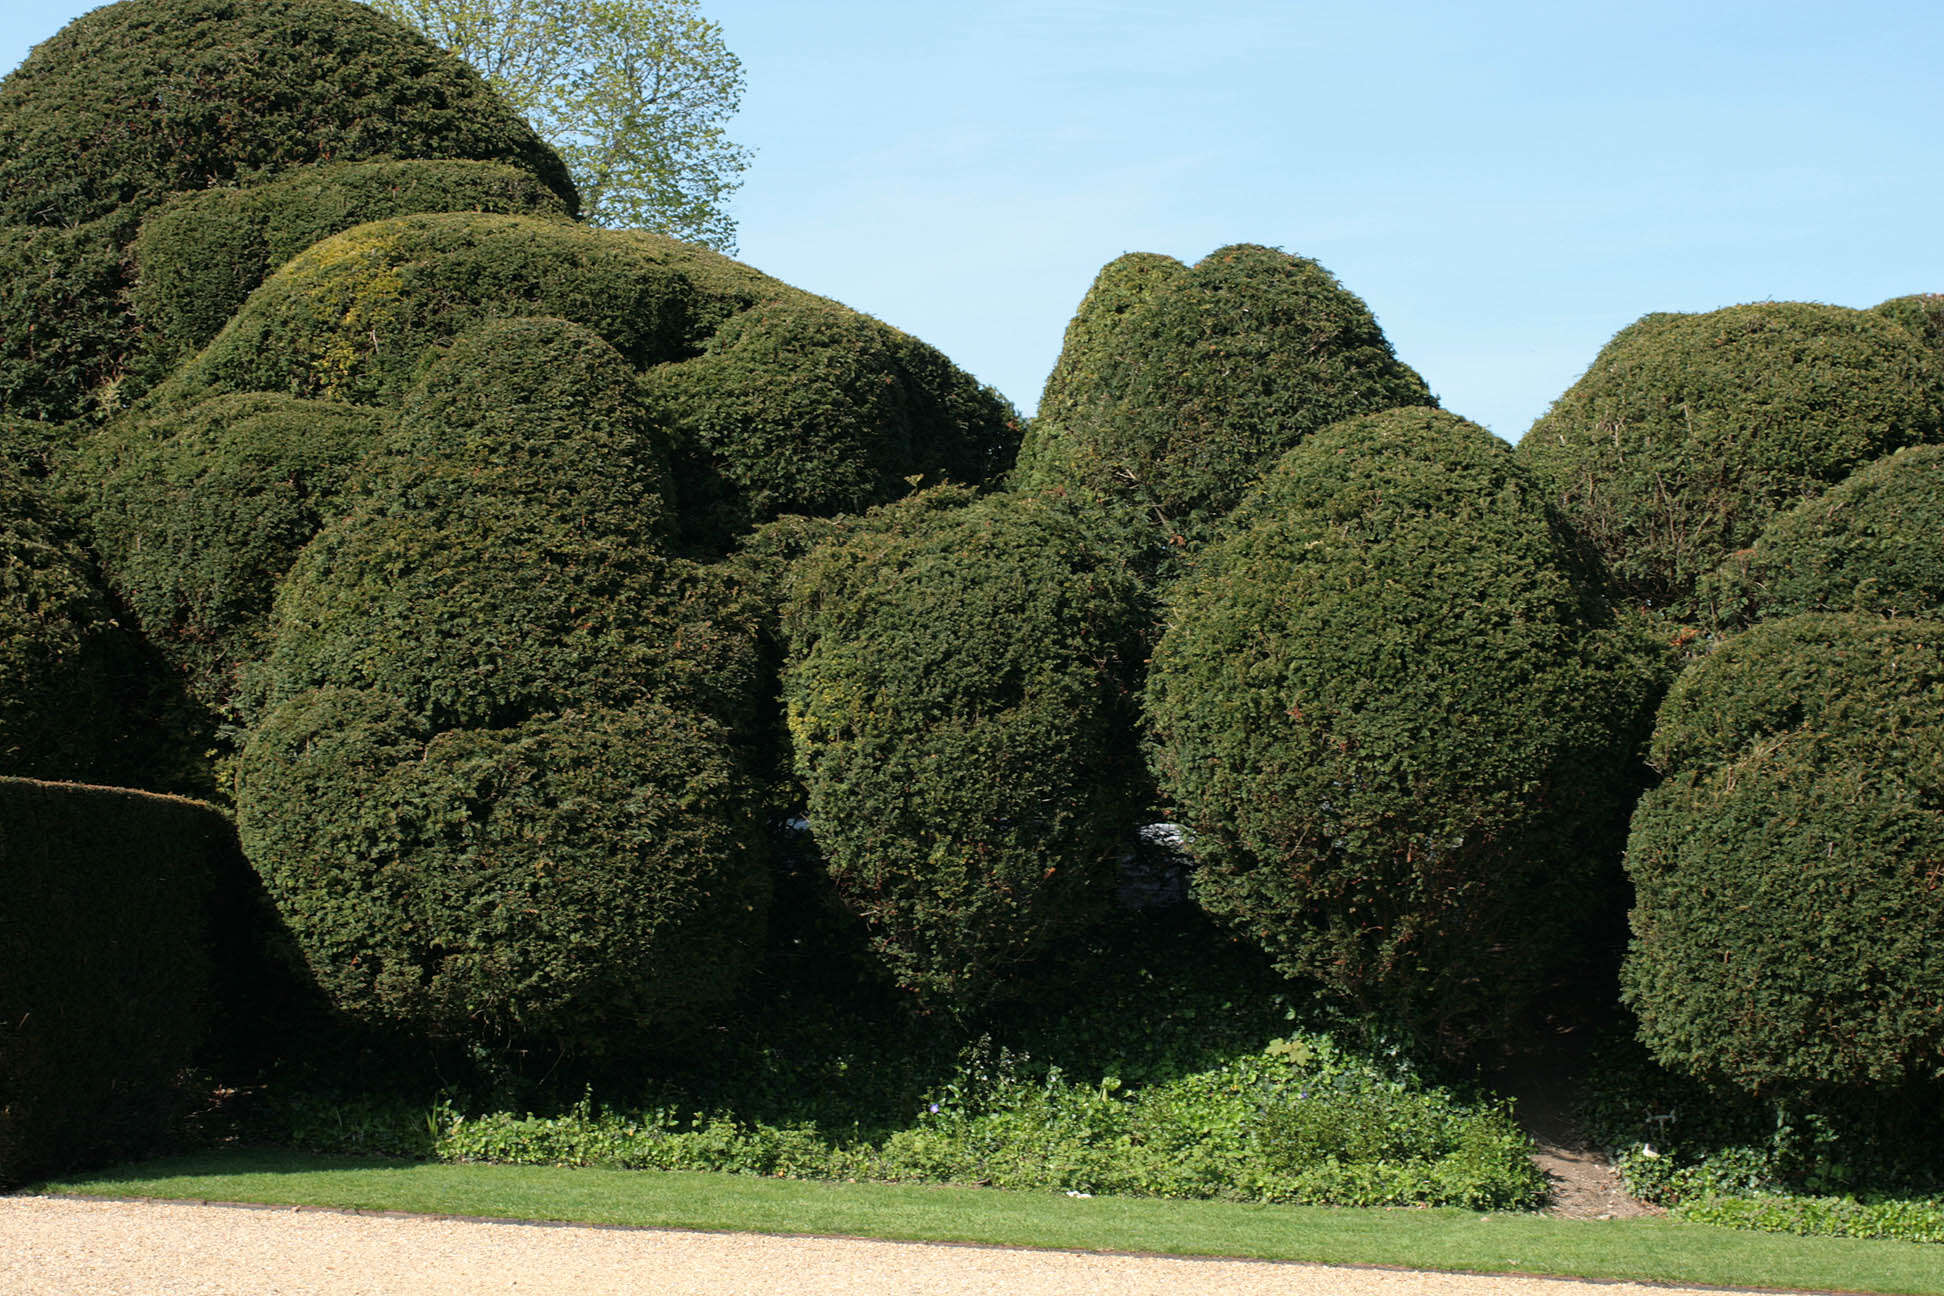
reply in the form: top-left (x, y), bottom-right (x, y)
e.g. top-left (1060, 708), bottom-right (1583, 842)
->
top-left (4, 1), bottom-right (1941, 440)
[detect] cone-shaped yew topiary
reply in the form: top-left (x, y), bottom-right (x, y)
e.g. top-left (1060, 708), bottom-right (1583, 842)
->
top-left (1018, 243), bottom-right (1433, 547)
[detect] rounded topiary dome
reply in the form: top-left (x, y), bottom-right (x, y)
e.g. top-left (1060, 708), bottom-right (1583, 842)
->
top-left (237, 687), bottom-right (768, 1047)
top-left (1146, 407), bottom-right (1665, 1051)
top-left (782, 486), bottom-right (1150, 1008)
top-left (1518, 303), bottom-right (1944, 623)
top-left (1020, 243), bottom-right (1433, 544)
top-left (0, 0), bottom-right (575, 230)
top-left (1623, 614), bottom-right (1944, 1094)
top-left (1872, 293), bottom-right (1944, 366)
top-left (0, 0), bottom-right (577, 423)
top-left (1699, 443), bottom-right (1944, 630)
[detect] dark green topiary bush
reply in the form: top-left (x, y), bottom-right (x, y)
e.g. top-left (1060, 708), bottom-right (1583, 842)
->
top-left (643, 299), bottom-right (1021, 550)
top-left (0, 0), bottom-right (576, 424)
top-left (130, 159), bottom-right (572, 378)
top-left (1518, 303), bottom-right (1944, 624)
top-left (157, 212), bottom-right (1018, 550)
top-left (0, 777), bottom-right (229, 1186)
top-left (257, 318), bottom-right (764, 735)
top-left (782, 487), bottom-right (1151, 1008)
top-left (1873, 293), bottom-right (1944, 365)
top-left (1011, 251), bottom-right (1187, 487)
top-left (1699, 444), bottom-right (1944, 630)
top-left (1145, 408), bottom-right (1667, 1052)
top-left (235, 318), bottom-right (772, 1049)
top-left (0, 217), bottom-right (134, 424)
top-left (0, 0), bottom-right (573, 231)
top-left (1019, 243), bottom-right (1433, 545)
top-left (64, 393), bottom-right (387, 717)
top-left (236, 691), bottom-right (767, 1048)
top-left (1622, 615), bottom-right (1944, 1095)
top-left (0, 463), bottom-right (133, 782)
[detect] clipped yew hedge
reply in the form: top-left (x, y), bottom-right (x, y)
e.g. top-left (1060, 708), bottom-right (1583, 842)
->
top-left (1873, 292), bottom-right (1944, 365)
top-left (257, 318), bottom-right (767, 734)
top-left (0, 0), bottom-right (575, 424)
top-left (131, 158), bottom-right (572, 377)
top-left (782, 487), bottom-right (1150, 1008)
top-left (236, 691), bottom-right (767, 1049)
top-left (1519, 303), bottom-right (1944, 623)
top-left (1019, 243), bottom-right (1433, 543)
top-left (0, 0), bottom-right (572, 231)
top-left (0, 778), bottom-right (229, 1186)
top-left (1623, 615), bottom-right (1944, 1094)
top-left (159, 212), bottom-right (1018, 550)
top-left (1700, 444), bottom-right (1944, 630)
top-left (643, 298), bottom-right (1021, 550)
top-left (0, 463), bottom-right (133, 782)
top-left (64, 393), bottom-right (387, 717)
top-left (1146, 408), bottom-right (1666, 1052)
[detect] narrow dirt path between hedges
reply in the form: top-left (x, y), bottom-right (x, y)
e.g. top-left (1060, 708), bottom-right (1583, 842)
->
top-left (4, 1195), bottom-right (1753, 1296)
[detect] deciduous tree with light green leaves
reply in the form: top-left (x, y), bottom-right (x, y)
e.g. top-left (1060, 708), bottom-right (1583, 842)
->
top-left (366, 0), bottom-right (751, 248)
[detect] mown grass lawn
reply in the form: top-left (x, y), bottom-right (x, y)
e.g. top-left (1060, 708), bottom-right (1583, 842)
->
top-left (30, 1150), bottom-right (1944, 1294)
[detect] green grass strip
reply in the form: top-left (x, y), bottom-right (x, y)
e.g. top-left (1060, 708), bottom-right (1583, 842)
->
top-left (30, 1150), bottom-right (1944, 1294)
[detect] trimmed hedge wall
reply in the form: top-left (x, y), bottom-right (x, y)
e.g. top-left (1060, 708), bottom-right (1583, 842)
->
top-left (1146, 408), bottom-right (1666, 1052)
top-left (64, 393), bottom-right (387, 718)
top-left (1623, 615), bottom-right (1944, 1095)
top-left (1019, 243), bottom-right (1433, 545)
top-left (782, 487), bottom-right (1150, 1008)
top-left (130, 159), bottom-right (572, 378)
top-left (1700, 444), bottom-right (1944, 630)
top-left (0, 217), bottom-right (132, 424)
top-left (1518, 303), bottom-right (1944, 623)
top-left (0, 777), bottom-right (229, 1186)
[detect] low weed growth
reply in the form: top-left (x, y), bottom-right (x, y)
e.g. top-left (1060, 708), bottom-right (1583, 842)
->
top-left (1580, 1035), bottom-right (1944, 1244)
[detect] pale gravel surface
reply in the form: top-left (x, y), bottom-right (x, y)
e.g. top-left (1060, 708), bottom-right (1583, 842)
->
top-left (1, 1196), bottom-right (1758, 1296)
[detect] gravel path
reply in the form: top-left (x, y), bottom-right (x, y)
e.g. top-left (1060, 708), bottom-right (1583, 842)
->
top-left (3, 1196), bottom-right (1759, 1295)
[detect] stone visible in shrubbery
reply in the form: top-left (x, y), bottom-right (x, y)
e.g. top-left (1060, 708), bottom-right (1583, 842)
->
top-left (235, 689), bottom-right (768, 1048)
top-left (1518, 303), bottom-right (1944, 623)
top-left (64, 393), bottom-right (387, 716)
top-left (1145, 407), bottom-right (1666, 1051)
top-left (782, 487), bottom-right (1150, 1007)
top-left (1699, 444), bottom-right (1944, 630)
top-left (0, 777), bottom-right (229, 1186)
top-left (1019, 243), bottom-right (1433, 545)
top-left (130, 159), bottom-right (572, 379)
top-left (1622, 615), bottom-right (1944, 1094)
top-left (0, 0), bottom-right (576, 423)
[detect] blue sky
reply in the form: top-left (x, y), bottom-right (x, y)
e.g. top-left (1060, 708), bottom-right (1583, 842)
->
top-left (5, 1), bottom-right (1941, 439)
